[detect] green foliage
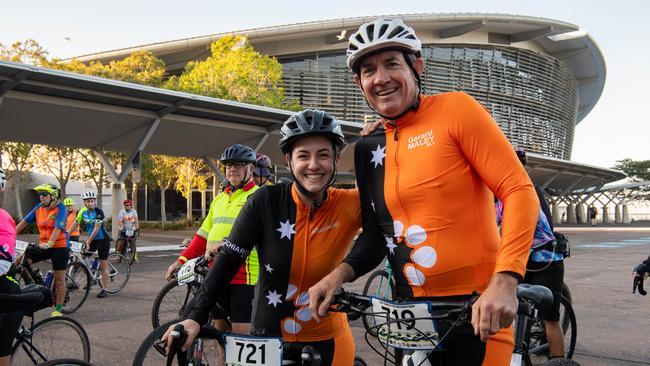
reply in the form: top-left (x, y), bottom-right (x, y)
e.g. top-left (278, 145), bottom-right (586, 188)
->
top-left (139, 219), bottom-right (197, 230)
top-left (169, 36), bottom-right (287, 108)
top-left (175, 158), bottom-right (207, 199)
top-left (613, 159), bottom-right (650, 181)
top-left (0, 39), bottom-right (49, 65)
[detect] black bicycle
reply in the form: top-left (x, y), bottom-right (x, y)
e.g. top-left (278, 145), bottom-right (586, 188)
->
top-left (151, 256), bottom-right (209, 329)
top-left (333, 285), bottom-right (580, 366)
top-left (116, 229), bottom-right (139, 265)
top-left (0, 285), bottom-right (92, 365)
top-left (132, 320), bottom-right (367, 366)
top-left (13, 240), bottom-right (91, 314)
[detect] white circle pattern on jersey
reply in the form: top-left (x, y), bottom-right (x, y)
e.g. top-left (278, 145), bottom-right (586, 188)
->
top-left (404, 264), bottom-right (426, 286)
top-left (286, 284), bottom-right (298, 300)
top-left (284, 319), bottom-right (302, 334)
top-left (296, 307), bottom-right (312, 322)
top-left (406, 225), bottom-right (427, 246)
top-left (412, 246), bottom-right (436, 268)
top-left (296, 291), bottom-right (309, 306)
top-left (393, 220), bottom-right (404, 239)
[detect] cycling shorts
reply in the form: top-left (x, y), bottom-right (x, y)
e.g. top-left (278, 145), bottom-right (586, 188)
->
top-left (212, 284), bottom-right (254, 323)
top-left (87, 238), bottom-right (111, 260)
top-left (525, 260), bottom-right (564, 321)
top-left (27, 246), bottom-right (69, 271)
top-left (283, 326), bottom-right (354, 366)
top-left (69, 236), bottom-right (80, 242)
top-left (118, 231), bottom-right (137, 242)
top-left (0, 276), bottom-right (24, 356)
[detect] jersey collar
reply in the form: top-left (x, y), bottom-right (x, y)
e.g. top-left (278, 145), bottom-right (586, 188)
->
top-left (224, 180), bottom-right (256, 194)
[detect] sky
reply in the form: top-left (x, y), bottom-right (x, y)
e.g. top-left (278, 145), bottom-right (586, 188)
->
top-left (2, 0), bottom-right (647, 169)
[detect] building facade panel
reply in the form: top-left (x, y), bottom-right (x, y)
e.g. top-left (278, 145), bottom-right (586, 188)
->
top-left (279, 44), bottom-right (578, 160)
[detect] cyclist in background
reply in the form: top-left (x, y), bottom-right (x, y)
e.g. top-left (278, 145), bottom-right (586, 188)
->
top-left (308, 18), bottom-right (539, 365)
top-left (163, 110), bottom-right (384, 365)
top-left (497, 148), bottom-right (567, 359)
top-left (116, 199), bottom-right (139, 263)
top-left (15, 183), bottom-right (69, 316)
top-left (163, 144), bottom-right (260, 364)
top-left (64, 197), bottom-right (80, 242)
top-left (253, 153), bottom-right (273, 186)
top-left (0, 167), bottom-right (23, 366)
top-left (68, 191), bottom-right (111, 298)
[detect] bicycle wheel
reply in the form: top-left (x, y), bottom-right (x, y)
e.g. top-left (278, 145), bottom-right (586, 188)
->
top-left (104, 252), bottom-right (130, 293)
top-left (525, 296), bottom-right (577, 365)
top-left (151, 279), bottom-right (198, 329)
top-left (132, 320), bottom-right (220, 366)
top-left (361, 269), bottom-right (395, 336)
top-left (354, 356), bottom-right (368, 366)
top-left (127, 238), bottom-right (137, 265)
top-left (560, 283), bottom-right (572, 332)
top-left (12, 316), bottom-right (91, 364)
top-left (36, 358), bottom-right (94, 366)
top-left (62, 261), bottom-right (91, 314)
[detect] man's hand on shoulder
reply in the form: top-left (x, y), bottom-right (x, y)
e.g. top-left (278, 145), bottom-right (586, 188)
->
top-left (471, 272), bottom-right (519, 342)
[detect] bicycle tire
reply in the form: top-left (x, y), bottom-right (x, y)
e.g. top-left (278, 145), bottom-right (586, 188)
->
top-left (354, 356), bottom-right (368, 366)
top-left (361, 269), bottom-right (396, 337)
top-left (104, 252), bottom-right (130, 293)
top-left (525, 296), bottom-right (577, 366)
top-left (133, 320), bottom-right (220, 366)
top-left (127, 238), bottom-right (137, 265)
top-left (12, 316), bottom-right (91, 364)
top-left (62, 261), bottom-right (91, 314)
top-left (151, 279), bottom-right (198, 329)
top-left (36, 358), bottom-right (94, 366)
top-left (560, 283), bottom-right (572, 332)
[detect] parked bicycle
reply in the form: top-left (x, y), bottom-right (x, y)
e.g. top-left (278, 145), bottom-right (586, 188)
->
top-left (0, 285), bottom-right (91, 365)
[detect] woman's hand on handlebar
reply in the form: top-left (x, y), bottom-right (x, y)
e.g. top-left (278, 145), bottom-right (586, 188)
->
top-left (161, 319), bottom-right (200, 353)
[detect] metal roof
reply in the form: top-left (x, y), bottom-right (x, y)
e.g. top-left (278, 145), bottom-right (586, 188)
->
top-left (0, 60), bottom-right (622, 194)
top-left (0, 60), bottom-right (362, 172)
top-left (69, 13), bottom-right (606, 124)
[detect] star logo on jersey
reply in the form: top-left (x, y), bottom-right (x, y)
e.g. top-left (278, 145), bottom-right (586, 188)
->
top-left (277, 219), bottom-right (296, 240)
top-left (266, 290), bottom-right (282, 308)
top-left (370, 145), bottom-right (386, 168)
top-left (265, 263), bottom-right (274, 273)
top-left (385, 236), bottom-right (397, 255)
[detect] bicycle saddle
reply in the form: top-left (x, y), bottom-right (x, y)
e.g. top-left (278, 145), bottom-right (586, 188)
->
top-left (516, 284), bottom-right (553, 309)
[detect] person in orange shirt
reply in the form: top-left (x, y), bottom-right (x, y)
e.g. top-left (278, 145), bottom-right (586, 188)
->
top-left (15, 183), bottom-right (69, 317)
top-left (63, 197), bottom-right (80, 242)
top-left (309, 18), bottom-right (539, 365)
top-left (162, 110), bottom-right (385, 365)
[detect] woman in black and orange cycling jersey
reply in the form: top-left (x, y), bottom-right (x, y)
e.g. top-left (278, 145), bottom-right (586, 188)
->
top-left (162, 109), bottom-right (383, 365)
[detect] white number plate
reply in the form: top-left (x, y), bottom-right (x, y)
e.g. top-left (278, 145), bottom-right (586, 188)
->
top-left (225, 334), bottom-right (282, 366)
top-left (15, 240), bottom-right (29, 256)
top-left (371, 297), bottom-right (439, 350)
top-left (69, 241), bottom-right (84, 254)
top-left (176, 257), bottom-right (199, 285)
top-left (125, 229), bottom-right (134, 237)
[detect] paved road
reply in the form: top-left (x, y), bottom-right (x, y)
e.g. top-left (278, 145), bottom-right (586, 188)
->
top-left (20, 228), bottom-right (650, 365)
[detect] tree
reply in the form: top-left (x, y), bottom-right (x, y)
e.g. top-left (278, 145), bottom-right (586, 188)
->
top-left (168, 36), bottom-right (289, 108)
top-left (0, 142), bottom-right (34, 218)
top-left (31, 145), bottom-right (79, 197)
top-left (76, 150), bottom-right (126, 208)
top-left (613, 159), bottom-right (650, 181)
top-left (144, 155), bottom-right (179, 226)
top-left (175, 158), bottom-right (207, 220)
top-left (0, 39), bottom-right (49, 65)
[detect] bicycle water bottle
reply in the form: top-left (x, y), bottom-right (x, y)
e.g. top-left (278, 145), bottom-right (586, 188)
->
top-left (44, 270), bottom-right (53, 289)
top-left (91, 257), bottom-right (100, 270)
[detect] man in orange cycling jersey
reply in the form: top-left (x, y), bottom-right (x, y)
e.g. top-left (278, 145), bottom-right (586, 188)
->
top-left (309, 18), bottom-right (539, 366)
top-left (15, 184), bottom-right (69, 317)
top-left (163, 110), bottom-right (385, 365)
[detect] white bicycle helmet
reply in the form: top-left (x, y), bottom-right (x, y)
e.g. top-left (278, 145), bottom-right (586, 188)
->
top-left (81, 191), bottom-right (96, 200)
top-left (0, 168), bottom-right (5, 190)
top-left (346, 18), bottom-right (421, 72)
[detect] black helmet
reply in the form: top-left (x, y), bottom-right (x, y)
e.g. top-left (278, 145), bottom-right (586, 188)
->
top-left (220, 144), bottom-right (256, 164)
top-left (515, 147), bottom-right (527, 165)
top-left (279, 109), bottom-right (345, 154)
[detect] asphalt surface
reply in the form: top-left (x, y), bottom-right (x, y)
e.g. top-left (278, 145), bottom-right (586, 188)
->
top-left (19, 227), bottom-right (650, 366)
